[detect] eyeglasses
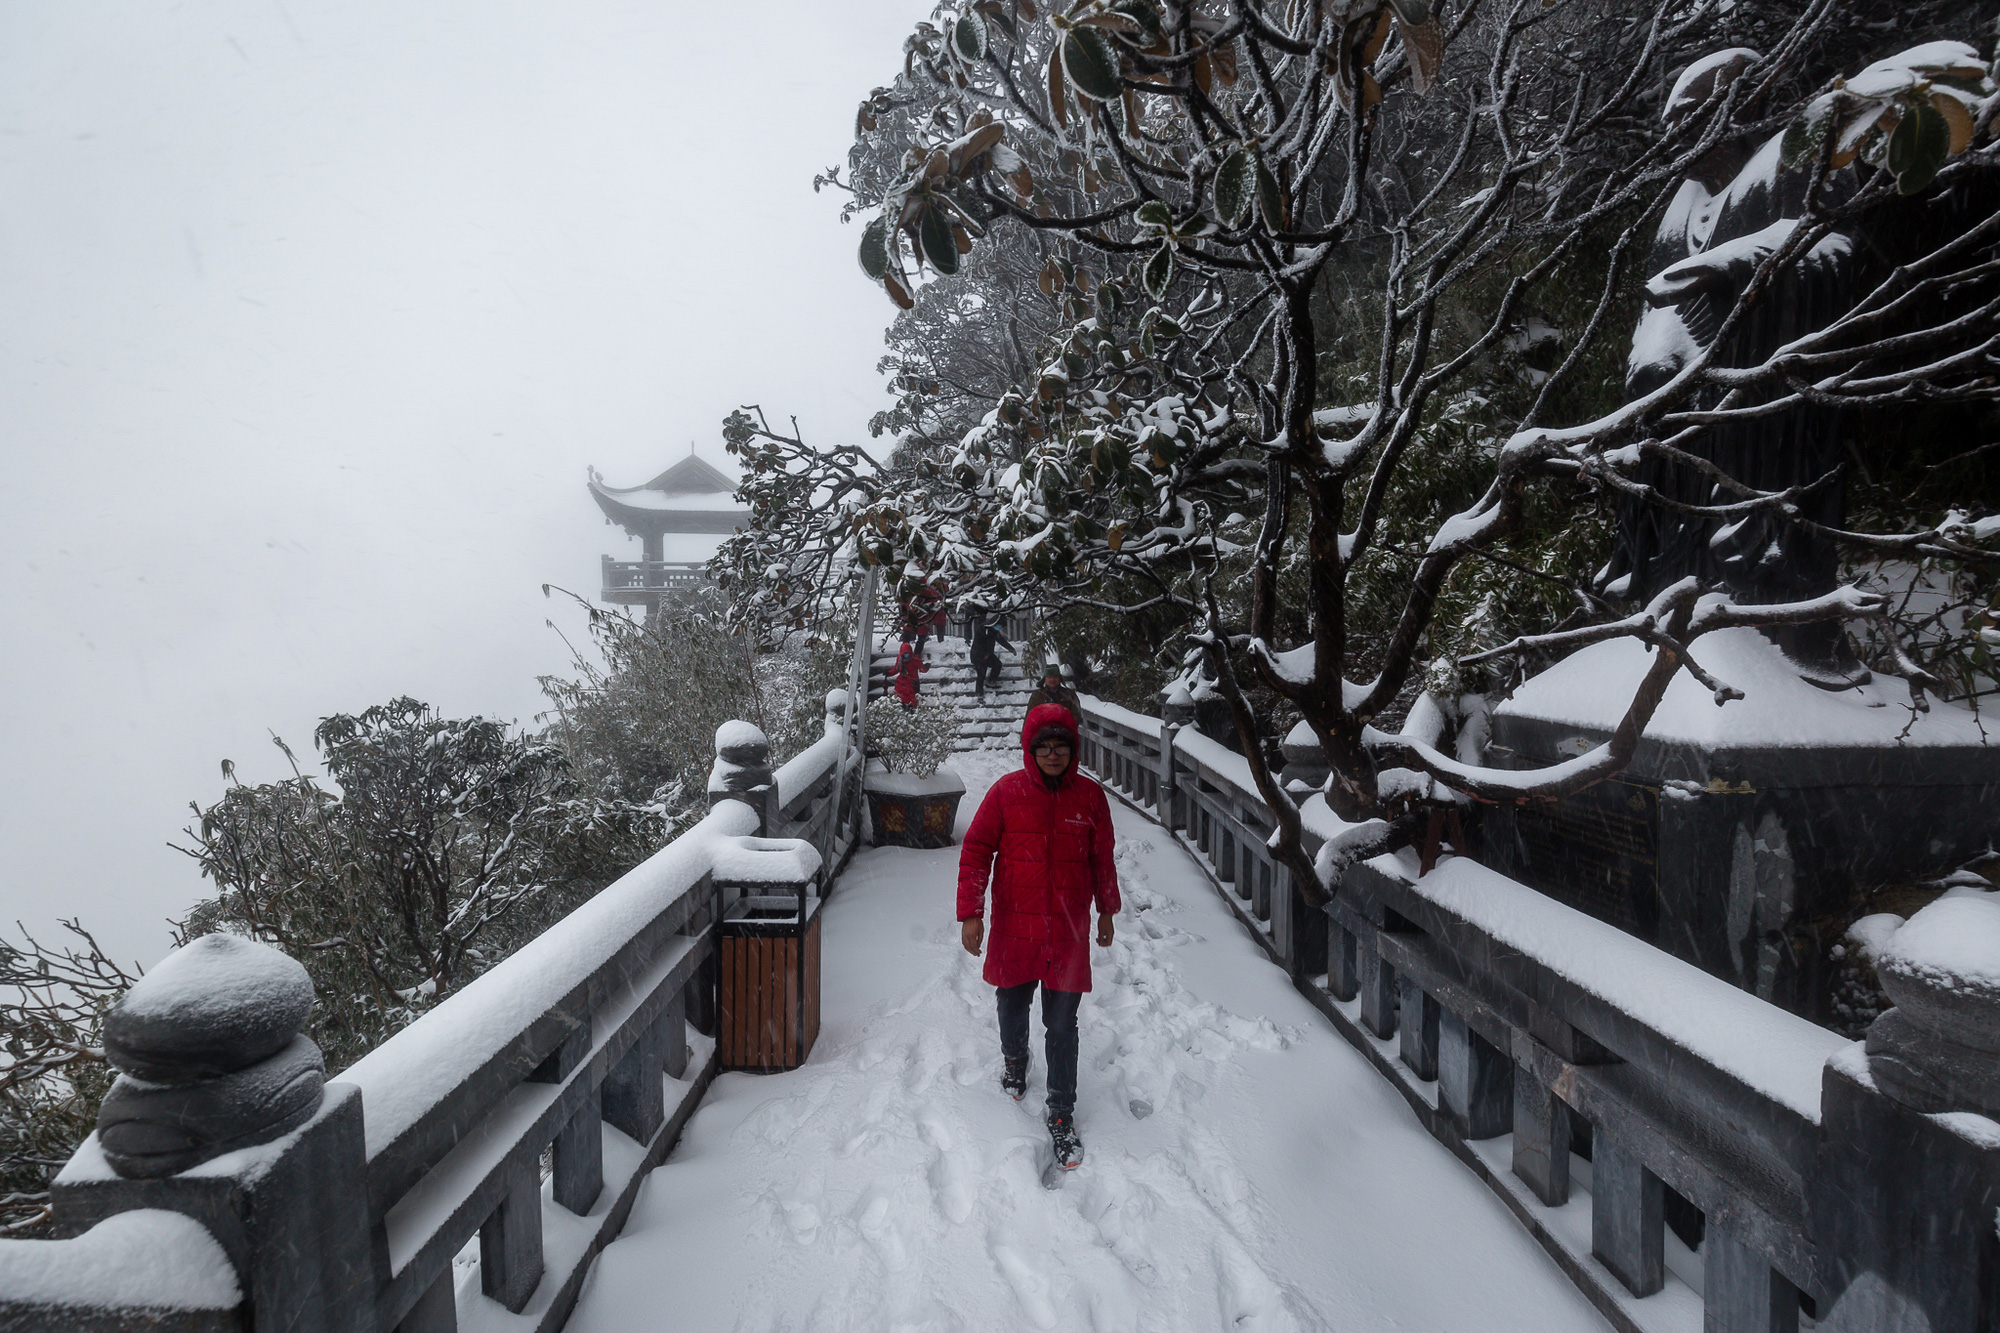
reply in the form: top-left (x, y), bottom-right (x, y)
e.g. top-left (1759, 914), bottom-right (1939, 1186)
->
top-left (1033, 742), bottom-right (1072, 757)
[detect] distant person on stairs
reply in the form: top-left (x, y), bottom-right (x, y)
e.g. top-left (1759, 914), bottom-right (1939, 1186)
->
top-left (892, 632), bottom-right (927, 706)
top-left (967, 606), bottom-right (1013, 703)
top-left (1026, 666), bottom-right (1080, 722)
top-left (957, 703), bottom-right (1117, 1171)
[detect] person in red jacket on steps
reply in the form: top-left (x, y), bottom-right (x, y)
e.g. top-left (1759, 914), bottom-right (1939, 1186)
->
top-left (957, 702), bottom-right (1118, 1169)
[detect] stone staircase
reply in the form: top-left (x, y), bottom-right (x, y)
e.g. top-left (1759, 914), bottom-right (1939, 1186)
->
top-left (867, 635), bottom-right (1039, 752)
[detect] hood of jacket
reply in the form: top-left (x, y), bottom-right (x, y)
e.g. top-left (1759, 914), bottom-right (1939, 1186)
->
top-left (1020, 702), bottom-right (1079, 780)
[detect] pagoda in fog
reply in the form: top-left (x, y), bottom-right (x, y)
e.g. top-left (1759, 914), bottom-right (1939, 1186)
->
top-left (589, 448), bottom-right (747, 619)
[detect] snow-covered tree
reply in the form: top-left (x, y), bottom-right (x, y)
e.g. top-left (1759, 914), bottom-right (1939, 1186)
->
top-left (733, 0), bottom-right (2000, 904)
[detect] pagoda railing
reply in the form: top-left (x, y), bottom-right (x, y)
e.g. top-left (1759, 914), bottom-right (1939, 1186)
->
top-left (599, 556), bottom-right (710, 606)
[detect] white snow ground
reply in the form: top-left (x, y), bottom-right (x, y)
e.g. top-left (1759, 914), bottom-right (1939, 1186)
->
top-left (564, 751), bottom-right (1609, 1332)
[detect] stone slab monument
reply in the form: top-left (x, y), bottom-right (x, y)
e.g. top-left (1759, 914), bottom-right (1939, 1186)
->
top-left (1480, 49), bottom-right (2000, 1017)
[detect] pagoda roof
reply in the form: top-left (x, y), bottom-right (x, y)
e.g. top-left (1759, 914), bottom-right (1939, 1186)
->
top-left (589, 452), bottom-right (748, 537)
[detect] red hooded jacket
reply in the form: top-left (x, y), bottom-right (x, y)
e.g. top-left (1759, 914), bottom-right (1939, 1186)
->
top-left (957, 703), bottom-right (1119, 991)
top-left (892, 641), bottom-right (927, 705)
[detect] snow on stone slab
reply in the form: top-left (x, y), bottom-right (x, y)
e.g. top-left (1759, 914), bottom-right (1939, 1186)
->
top-left (0, 1209), bottom-right (239, 1311)
top-left (1400, 856), bottom-right (1845, 1121)
top-left (1878, 895), bottom-right (2000, 996)
top-left (772, 728), bottom-right (845, 807)
top-left (565, 750), bottom-right (1607, 1333)
top-left (1496, 626), bottom-right (1994, 749)
top-left (710, 836), bottom-right (824, 885)
top-left (1171, 727), bottom-right (1258, 794)
top-left (338, 800), bottom-right (759, 1159)
top-left (1078, 694), bottom-right (1162, 739)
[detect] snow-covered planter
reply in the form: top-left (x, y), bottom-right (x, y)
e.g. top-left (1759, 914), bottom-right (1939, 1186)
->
top-left (864, 699), bottom-right (963, 849)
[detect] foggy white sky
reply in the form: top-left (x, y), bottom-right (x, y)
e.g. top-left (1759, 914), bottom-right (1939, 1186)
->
top-left (0, 1), bottom-right (930, 967)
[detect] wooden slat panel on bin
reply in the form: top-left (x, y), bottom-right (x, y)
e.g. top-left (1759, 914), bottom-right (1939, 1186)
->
top-left (790, 935), bottom-right (800, 1067)
top-left (804, 916), bottom-right (820, 1056)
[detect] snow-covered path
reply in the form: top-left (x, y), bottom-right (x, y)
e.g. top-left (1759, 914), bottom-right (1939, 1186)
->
top-left (568, 752), bottom-right (1608, 1331)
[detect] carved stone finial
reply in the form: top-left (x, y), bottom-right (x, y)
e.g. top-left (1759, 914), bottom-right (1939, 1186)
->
top-left (708, 720), bottom-right (773, 796)
top-left (1863, 895), bottom-right (2000, 1118)
top-left (824, 688), bottom-right (855, 726)
top-left (96, 934), bottom-right (325, 1178)
top-left (1278, 720), bottom-right (1330, 791)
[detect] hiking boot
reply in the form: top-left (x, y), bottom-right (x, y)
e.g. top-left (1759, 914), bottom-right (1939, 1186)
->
top-left (1001, 1054), bottom-right (1028, 1101)
top-left (1047, 1110), bottom-right (1083, 1169)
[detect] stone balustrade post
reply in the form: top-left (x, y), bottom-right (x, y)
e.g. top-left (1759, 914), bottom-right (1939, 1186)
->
top-left (707, 720), bottom-right (774, 835)
top-left (1277, 721), bottom-right (1329, 794)
top-left (1809, 894), bottom-right (2000, 1333)
top-left (1160, 685), bottom-right (1194, 831)
top-left (52, 934), bottom-right (373, 1333)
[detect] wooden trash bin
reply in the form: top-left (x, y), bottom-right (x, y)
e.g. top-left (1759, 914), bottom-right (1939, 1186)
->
top-left (717, 884), bottom-right (822, 1072)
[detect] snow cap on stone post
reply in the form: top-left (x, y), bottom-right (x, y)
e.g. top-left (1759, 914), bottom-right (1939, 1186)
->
top-left (1279, 720), bottom-right (1330, 793)
top-left (708, 720), bottom-right (774, 829)
top-left (1862, 891), bottom-right (2000, 1119)
top-left (824, 687), bottom-right (855, 727)
top-left (95, 934), bottom-right (325, 1178)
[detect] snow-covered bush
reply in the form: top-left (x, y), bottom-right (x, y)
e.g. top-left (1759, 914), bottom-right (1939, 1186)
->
top-left (867, 697), bottom-right (960, 778)
top-left (726, 3), bottom-right (2000, 906)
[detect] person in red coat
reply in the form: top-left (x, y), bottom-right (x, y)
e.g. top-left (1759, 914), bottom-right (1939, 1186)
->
top-left (892, 632), bottom-right (927, 705)
top-left (957, 702), bottom-right (1118, 1169)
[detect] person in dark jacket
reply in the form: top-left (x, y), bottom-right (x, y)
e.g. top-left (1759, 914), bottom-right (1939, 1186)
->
top-left (966, 607), bottom-right (1013, 702)
top-left (957, 703), bottom-right (1117, 1169)
top-left (1025, 666), bottom-right (1080, 721)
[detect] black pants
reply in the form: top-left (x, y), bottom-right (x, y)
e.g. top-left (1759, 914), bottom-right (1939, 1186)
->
top-left (971, 645), bottom-right (1002, 692)
top-left (996, 981), bottom-right (1080, 1114)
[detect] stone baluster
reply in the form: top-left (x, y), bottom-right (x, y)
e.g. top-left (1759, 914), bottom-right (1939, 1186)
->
top-left (55, 933), bottom-right (373, 1333)
top-left (1808, 894), bottom-right (2000, 1333)
top-left (480, 1160), bottom-right (543, 1312)
top-left (1590, 1132), bottom-right (1664, 1297)
top-left (1398, 979), bottom-right (1440, 1082)
top-left (1510, 1012), bottom-right (1610, 1209)
top-left (1325, 919), bottom-right (1360, 1003)
top-left (1703, 1232), bottom-right (1799, 1333)
top-left (1356, 937), bottom-right (1397, 1041)
top-left (1437, 1009), bottom-right (1512, 1140)
top-left (1510, 1070), bottom-right (1574, 1206)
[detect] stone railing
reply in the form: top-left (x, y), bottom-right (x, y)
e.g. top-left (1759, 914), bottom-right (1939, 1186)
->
top-left (1075, 694), bottom-right (2000, 1333)
top-left (2, 583), bottom-right (880, 1332)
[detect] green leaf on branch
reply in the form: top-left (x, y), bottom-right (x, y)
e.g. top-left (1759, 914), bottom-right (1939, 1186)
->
top-left (1136, 199), bottom-right (1172, 230)
top-left (1143, 244), bottom-right (1174, 300)
top-left (858, 217), bottom-right (891, 280)
top-left (1255, 158), bottom-right (1286, 231)
top-left (954, 14), bottom-right (988, 61)
top-left (1213, 148), bottom-right (1252, 228)
top-left (1062, 27), bottom-right (1123, 101)
top-left (1888, 100), bottom-right (1950, 195)
top-left (920, 206), bottom-right (960, 275)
